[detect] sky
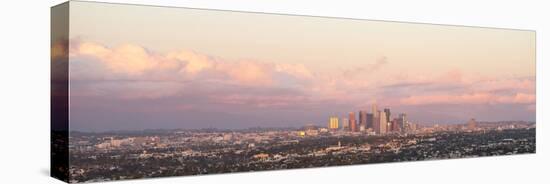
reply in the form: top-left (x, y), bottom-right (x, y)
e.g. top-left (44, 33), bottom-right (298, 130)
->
top-left (65, 1), bottom-right (536, 132)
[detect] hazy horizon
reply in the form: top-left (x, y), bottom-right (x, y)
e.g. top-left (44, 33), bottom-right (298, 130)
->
top-left (65, 1), bottom-right (535, 132)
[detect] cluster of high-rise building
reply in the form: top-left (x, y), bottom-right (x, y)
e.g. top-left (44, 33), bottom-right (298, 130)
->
top-left (328, 104), bottom-right (413, 134)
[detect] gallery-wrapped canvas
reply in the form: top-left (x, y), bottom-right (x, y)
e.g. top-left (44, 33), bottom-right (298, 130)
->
top-left (51, 1), bottom-right (536, 183)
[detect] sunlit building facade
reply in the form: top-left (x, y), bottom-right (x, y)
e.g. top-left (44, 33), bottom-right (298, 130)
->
top-left (342, 118), bottom-right (349, 131)
top-left (349, 112), bottom-right (357, 132)
top-left (379, 111), bottom-right (387, 134)
top-left (329, 116), bottom-right (339, 130)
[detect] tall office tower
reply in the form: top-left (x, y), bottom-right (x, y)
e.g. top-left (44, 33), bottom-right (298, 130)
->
top-left (372, 103), bottom-right (378, 118)
top-left (366, 113), bottom-right (374, 129)
top-left (398, 113), bottom-right (407, 132)
top-left (349, 112), bottom-right (357, 132)
top-left (359, 110), bottom-right (367, 131)
top-left (391, 118), bottom-right (400, 132)
top-left (373, 111), bottom-right (381, 134)
top-left (342, 118), bottom-right (349, 130)
top-left (328, 116), bottom-right (339, 130)
top-left (372, 104), bottom-right (379, 133)
top-left (379, 111), bottom-right (387, 134)
top-left (383, 108), bottom-right (391, 123)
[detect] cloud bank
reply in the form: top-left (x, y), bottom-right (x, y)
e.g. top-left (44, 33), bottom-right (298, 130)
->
top-left (68, 40), bottom-right (535, 131)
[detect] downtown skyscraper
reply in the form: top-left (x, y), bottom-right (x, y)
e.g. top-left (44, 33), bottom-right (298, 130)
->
top-left (366, 113), bottom-right (374, 129)
top-left (326, 104), bottom-right (408, 135)
top-left (359, 110), bottom-right (367, 132)
top-left (372, 104), bottom-right (381, 134)
top-left (349, 112), bottom-right (357, 132)
top-left (328, 116), bottom-right (339, 130)
top-left (398, 113), bottom-right (407, 132)
top-left (379, 110), bottom-right (388, 134)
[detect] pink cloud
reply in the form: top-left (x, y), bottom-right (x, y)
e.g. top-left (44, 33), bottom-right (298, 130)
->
top-left (69, 39), bottom-right (535, 111)
top-left (400, 92), bottom-right (535, 105)
top-left (72, 41), bottom-right (162, 76)
top-left (222, 61), bottom-right (275, 86)
top-left (71, 40), bottom-right (324, 88)
top-left (69, 40), bottom-right (321, 101)
top-left (275, 63), bottom-right (314, 80)
top-left (166, 50), bottom-right (214, 75)
top-left (472, 77), bottom-right (535, 93)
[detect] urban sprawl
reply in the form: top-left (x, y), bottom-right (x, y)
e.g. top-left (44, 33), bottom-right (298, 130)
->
top-left (68, 104), bottom-right (536, 183)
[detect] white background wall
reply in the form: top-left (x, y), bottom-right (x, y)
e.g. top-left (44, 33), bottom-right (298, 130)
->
top-left (0, 0), bottom-right (548, 183)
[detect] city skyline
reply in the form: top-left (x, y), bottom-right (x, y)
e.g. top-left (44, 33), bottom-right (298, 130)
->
top-left (51, 2), bottom-right (537, 183)
top-left (66, 1), bottom-right (535, 131)
top-left (67, 103), bottom-right (532, 133)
